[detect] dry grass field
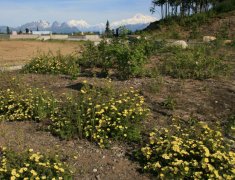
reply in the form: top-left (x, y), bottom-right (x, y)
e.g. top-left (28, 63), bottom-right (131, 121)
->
top-left (0, 40), bottom-right (81, 66)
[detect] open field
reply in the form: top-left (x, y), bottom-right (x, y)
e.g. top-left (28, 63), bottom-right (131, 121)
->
top-left (0, 40), bottom-right (81, 66)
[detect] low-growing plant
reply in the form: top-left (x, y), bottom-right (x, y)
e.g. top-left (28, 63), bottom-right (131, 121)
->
top-left (145, 76), bottom-right (163, 94)
top-left (49, 80), bottom-right (149, 148)
top-left (0, 147), bottom-right (72, 179)
top-left (225, 115), bottom-right (235, 139)
top-left (161, 96), bottom-right (176, 110)
top-left (23, 52), bottom-right (80, 79)
top-left (160, 46), bottom-right (230, 79)
top-left (0, 87), bottom-right (56, 122)
top-left (137, 119), bottom-right (235, 179)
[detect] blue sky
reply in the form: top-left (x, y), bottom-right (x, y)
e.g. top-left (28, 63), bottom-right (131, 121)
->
top-left (0, 0), bottom-right (159, 26)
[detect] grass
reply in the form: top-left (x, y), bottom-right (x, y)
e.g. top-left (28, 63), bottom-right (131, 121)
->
top-left (159, 45), bottom-right (231, 80)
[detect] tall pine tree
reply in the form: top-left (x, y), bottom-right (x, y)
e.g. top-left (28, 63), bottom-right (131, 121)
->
top-left (105, 20), bottom-right (112, 37)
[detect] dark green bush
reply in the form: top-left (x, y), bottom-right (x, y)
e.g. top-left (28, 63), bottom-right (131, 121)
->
top-left (214, 0), bottom-right (235, 13)
top-left (79, 38), bottom-right (155, 79)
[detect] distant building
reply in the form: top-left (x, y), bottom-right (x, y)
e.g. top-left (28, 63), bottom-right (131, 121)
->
top-left (32, 31), bottom-right (52, 35)
top-left (84, 35), bottom-right (101, 41)
top-left (12, 31), bottom-right (17, 35)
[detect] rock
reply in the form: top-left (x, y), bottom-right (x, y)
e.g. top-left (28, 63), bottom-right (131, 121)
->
top-left (171, 40), bottom-right (188, 49)
top-left (203, 36), bottom-right (216, 43)
top-left (96, 175), bottom-right (101, 180)
top-left (224, 40), bottom-right (232, 45)
top-left (93, 168), bottom-right (98, 173)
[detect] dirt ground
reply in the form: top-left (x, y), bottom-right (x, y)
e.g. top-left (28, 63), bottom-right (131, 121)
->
top-left (0, 40), bottom-right (81, 66)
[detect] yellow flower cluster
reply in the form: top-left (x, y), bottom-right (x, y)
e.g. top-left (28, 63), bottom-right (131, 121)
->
top-left (0, 147), bottom-right (72, 179)
top-left (23, 52), bottom-right (79, 78)
top-left (140, 120), bottom-right (235, 179)
top-left (0, 88), bottom-right (56, 122)
top-left (50, 84), bottom-right (149, 148)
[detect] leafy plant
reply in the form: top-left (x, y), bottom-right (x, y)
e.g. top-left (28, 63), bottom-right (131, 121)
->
top-left (23, 52), bottom-right (80, 79)
top-left (225, 115), bottom-right (235, 138)
top-left (160, 46), bottom-right (230, 79)
top-left (0, 87), bottom-right (56, 122)
top-left (49, 80), bottom-right (149, 148)
top-left (137, 119), bottom-right (235, 179)
top-left (79, 38), bottom-right (155, 79)
top-left (161, 96), bottom-right (176, 110)
top-left (0, 147), bottom-right (72, 179)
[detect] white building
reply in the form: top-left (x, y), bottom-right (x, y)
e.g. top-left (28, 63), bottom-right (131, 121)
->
top-left (32, 31), bottom-right (52, 35)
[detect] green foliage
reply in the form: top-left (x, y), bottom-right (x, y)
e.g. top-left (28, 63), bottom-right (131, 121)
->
top-left (79, 38), bottom-right (156, 79)
top-left (49, 80), bottom-right (149, 148)
top-left (0, 147), bottom-right (72, 179)
top-left (214, 0), bottom-right (235, 13)
top-left (0, 79), bottom-right (148, 148)
top-left (118, 26), bottom-right (130, 38)
top-left (178, 12), bottom-right (214, 28)
top-left (23, 52), bottom-right (80, 79)
top-left (145, 76), bottom-right (163, 94)
top-left (217, 22), bottom-right (229, 39)
top-left (189, 25), bottom-right (201, 39)
top-left (160, 46), bottom-right (230, 80)
top-left (0, 87), bottom-right (56, 122)
top-left (161, 96), bottom-right (176, 110)
top-left (137, 119), bottom-right (235, 179)
top-left (225, 115), bottom-right (235, 138)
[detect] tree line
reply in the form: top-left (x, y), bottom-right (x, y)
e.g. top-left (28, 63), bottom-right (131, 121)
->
top-left (150, 0), bottom-right (226, 19)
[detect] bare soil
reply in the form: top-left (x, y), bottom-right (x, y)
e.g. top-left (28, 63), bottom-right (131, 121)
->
top-left (0, 40), bottom-right (81, 66)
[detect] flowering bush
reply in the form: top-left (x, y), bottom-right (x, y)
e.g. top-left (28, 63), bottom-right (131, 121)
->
top-left (0, 88), bottom-right (56, 122)
top-left (23, 52), bottom-right (80, 79)
top-left (139, 120), bottom-right (235, 179)
top-left (0, 147), bottom-right (72, 180)
top-left (49, 81), bottom-right (149, 148)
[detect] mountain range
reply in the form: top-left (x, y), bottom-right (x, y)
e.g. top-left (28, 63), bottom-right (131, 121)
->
top-left (0, 14), bottom-right (157, 34)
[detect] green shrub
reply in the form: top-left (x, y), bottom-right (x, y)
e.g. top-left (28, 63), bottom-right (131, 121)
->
top-left (160, 46), bottom-right (230, 79)
top-left (214, 0), bottom-right (235, 13)
top-left (79, 38), bottom-right (155, 79)
top-left (0, 147), bottom-right (72, 179)
top-left (138, 119), bottom-right (235, 179)
top-left (23, 52), bottom-right (80, 79)
top-left (0, 87), bottom-right (56, 122)
top-left (49, 80), bottom-right (149, 148)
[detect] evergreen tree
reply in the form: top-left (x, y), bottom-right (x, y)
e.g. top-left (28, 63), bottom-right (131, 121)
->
top-left (6, 26), bottom-right (10, 34)
top-left (151, 0), bottom-right (221, 18)
top-left (105, 20), bottom-right (111, 37)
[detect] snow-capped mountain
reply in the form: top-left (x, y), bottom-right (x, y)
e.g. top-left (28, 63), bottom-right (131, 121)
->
top-left (19, 20), bottom-right (50, 31)
top-left (6, 14), bottom-right (157, 33)
top-left (111, 14), bottom-right (157, 28)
